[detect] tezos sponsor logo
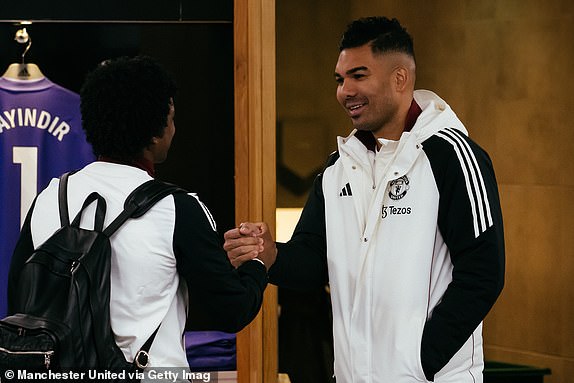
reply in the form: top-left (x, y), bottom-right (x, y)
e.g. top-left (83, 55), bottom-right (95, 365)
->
top-left (382, 205), bottom-right (412, 219)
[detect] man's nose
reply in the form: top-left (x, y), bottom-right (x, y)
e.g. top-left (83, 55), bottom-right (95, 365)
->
top-left (339, 79), bottom-right (357, 97)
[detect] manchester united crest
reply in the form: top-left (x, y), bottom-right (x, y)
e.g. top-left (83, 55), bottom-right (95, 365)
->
top-left (388, 175), bottom-right (410, 200)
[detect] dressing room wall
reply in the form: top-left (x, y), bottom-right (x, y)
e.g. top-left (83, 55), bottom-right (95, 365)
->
top-left (276, 1), bottom-right (574, 382)
top-left (1, 0), bottom-right (236, 232)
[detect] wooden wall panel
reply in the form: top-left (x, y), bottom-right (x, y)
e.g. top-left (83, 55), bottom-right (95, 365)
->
top-left (234, 0), bottom-right (277, 382)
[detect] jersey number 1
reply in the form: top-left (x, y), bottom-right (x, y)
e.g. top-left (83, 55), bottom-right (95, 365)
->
top-left (13, 146), bottom-right (38, 228)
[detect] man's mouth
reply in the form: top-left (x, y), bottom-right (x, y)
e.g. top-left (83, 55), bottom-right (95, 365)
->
top-left (347, 102), bottom-right (366, 116)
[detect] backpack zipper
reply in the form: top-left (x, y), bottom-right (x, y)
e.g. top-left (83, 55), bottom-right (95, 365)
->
top-left (0, 346), bottom-right (54, 369)
top-left (70, 260), bottom-right (80, 274)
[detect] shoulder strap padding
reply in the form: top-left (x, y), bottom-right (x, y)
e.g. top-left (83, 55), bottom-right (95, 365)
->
top-left (103, 180), bottom-right (186, 236)
top-left (58, 172), bottom-right (185, 237)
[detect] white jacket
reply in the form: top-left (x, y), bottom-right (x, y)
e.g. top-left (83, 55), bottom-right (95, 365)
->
top-left (9, 162), bottom-right (268, 368)
top-left (271, 90), bottom-right (505, 382)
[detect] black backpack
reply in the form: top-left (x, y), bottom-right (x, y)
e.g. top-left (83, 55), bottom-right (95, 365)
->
top-left (0, 172), bottom-right (184, 376)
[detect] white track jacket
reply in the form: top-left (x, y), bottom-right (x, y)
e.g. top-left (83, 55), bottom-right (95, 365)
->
top-left (270, 90), bottom-right (505, 382)
top-left (9, 162), bottom-right (267, 368)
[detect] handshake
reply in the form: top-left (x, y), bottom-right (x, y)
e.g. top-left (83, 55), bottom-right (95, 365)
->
top-left (223, 222), bottom-right (277, 271)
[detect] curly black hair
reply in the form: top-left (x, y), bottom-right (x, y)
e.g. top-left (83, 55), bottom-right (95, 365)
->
top-left (80, 55), bottom-right (177, 161)
top-left (339, 17), bottom-right (415, 61)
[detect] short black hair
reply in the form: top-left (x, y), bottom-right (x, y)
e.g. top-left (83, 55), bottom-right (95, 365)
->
top-left (80, 55), bottom-right (177, 161)
top-left (339, 17), bottom-right (415, 60)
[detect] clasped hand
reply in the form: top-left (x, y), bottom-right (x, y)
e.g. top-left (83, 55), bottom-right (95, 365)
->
top-left (223, 222), bottom-right (277, 271)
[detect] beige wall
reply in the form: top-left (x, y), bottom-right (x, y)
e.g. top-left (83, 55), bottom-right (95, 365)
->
top-left (277, 1), bottom-right (574, 382)
top-left (276, 0), bottom-right (351, 207)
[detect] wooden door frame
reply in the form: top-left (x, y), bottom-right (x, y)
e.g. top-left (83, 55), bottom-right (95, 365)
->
top-left (234, 0), bottom-right (277, 382)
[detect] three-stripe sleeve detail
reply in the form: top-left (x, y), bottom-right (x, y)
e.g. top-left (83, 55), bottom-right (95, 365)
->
top-left (191, 193), bottom-right (217, 231)
top-left (436, 128), bottom-right (493, 238)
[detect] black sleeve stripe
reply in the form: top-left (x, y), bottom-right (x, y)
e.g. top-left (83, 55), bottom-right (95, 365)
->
top-left (435, 128), bottom-right (493, 238)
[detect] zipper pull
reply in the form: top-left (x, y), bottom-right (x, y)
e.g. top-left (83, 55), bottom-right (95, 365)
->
top-left (45, 352), bottom-right (52, 369)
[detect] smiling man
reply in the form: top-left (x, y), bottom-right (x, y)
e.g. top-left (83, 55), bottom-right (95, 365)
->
top-left (224, 17), bottom-right (505, 383)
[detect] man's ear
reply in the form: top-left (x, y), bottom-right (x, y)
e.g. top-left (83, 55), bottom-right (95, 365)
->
top-left (151, 127), bottom-right (167, 144)
top-left (394, 66), bottom-right (409, 92)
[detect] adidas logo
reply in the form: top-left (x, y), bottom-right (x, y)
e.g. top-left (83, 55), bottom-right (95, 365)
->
top-left (340, 183), bottom-right (353, 197)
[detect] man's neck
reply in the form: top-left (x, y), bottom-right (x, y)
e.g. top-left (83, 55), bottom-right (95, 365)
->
top-left (97, 156), bottom-right (155, 177)
top-left (371, 99), bottom-right (422, 147)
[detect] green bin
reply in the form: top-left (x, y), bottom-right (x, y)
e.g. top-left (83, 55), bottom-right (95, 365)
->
top-left (484, 361), bottom-right (551, 383)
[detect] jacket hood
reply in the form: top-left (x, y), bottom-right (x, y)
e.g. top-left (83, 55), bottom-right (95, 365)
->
top-left (411, 89), bottom-right (468, 142)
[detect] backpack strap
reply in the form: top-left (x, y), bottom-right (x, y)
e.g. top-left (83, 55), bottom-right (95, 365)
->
top-left (58, 172), bottom-right (72, 227)
top-left (133, 326), bottom-right (161, 370)
top-left (102, 179), bottom-right (185, 237)
top-left (103, 180), bottom-right (185, 369)
top-left (59, 172), bottom-right (106, 231)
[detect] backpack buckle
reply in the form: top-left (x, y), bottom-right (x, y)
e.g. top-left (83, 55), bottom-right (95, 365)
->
top-left (134, 350), bottom-right (150, 369)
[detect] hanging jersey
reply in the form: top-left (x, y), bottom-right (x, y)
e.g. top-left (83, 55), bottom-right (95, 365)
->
top-left (0, 77), bottom-right (94, 318)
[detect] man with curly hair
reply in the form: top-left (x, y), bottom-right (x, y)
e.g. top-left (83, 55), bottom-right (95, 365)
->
top-left (8, 56), bottom-right (274, 368)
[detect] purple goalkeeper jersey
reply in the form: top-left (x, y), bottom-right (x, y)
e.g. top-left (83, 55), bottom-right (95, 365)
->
top-left (0, 77), bottom-right (94, 317)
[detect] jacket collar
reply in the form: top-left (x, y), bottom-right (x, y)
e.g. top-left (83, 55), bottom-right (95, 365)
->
top-left (354, 99), bottom-right (422, 152)
top-left (97, 156), bottom-right (155, 177)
